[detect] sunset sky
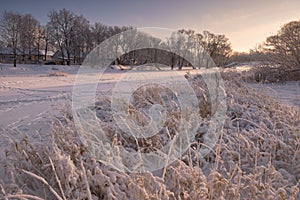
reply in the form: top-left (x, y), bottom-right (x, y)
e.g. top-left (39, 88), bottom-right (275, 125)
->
top-left (0, 0), bottom-right (299, 52)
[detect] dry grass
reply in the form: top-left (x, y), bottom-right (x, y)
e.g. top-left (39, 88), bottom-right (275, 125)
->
top-left (0, 72), bottom-right (299, 199)
top-left (48, 71), bottom-right (68, 77)
top-left (224, 64), bottom-right (300, 83)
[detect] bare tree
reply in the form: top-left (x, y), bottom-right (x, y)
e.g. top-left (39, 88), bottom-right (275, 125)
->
top-left (105, 26), bottom-right (133, 65)
top-left (177, 29), bottom-right (195, 69)
top-left (41, 25), bottom-right (52, 61)
top-left (92, 22), bottom-right (109, 46)
top-left (264, 20), bottom-right (300, 68)
top-left (36, 24), bottom-right (43, 63)
top-left (71, 15), bottom-right (91, 64)
top-left (147, 35), bottom-right (162, 66)
top-left (47, 9), bottom-right (76, 65)
top-left (201, 31), bottom-right (232, 67)
top-left (0, 11), bottom-right (21, 67)
top-left (165, 31), bottom-right (183, 69)
top-left (35, 24), bottom-right (54, 63)
top-left (19, 14), bottom-right (39, 63)
top-left (164, 29), bottom-right (232, 69)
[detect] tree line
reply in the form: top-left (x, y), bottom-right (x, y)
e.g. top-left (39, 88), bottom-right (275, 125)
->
top-left (0, 9), bottom-right (234, 68)
top-left (0, 9), bottom-right (133, 67)
top-left (1, 9), bottom-right (299, 69)
top-left (231, 20), bottom-right (300, 70)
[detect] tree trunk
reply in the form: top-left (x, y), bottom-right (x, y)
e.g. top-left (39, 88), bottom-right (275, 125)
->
top-left (67, 50), bottom-right (71, 66)
top-left (13, 57), bottom-right (17, 67)
top-left (37, 39), bottom-right (40, 64)
top-left (60, 47), bottom-right (65, 65)
top-left (115, 58), bottom-right (120, 65)
top-left (29, 44), bottom-right (32, 62)
top-left (44, 42), bottom-right (48, 61)
top-left (171, 53), bottom-right (175, 70)
top-left (13, 48), bottom-right (17, 67)
top-left (179, 58), bottom-right (184, 70)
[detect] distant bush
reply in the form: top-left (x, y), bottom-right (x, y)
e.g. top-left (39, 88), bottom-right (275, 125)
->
top-left (49, 71), bottom-right (68, 77)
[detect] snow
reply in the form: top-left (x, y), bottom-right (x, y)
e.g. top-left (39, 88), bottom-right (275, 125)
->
top-left (1, 63), bottom-right (298, 138)
top-left (0, 65), bottom-right (76, 131)
top-left (249, 81), bottom-right (300, 107)
top-left (0, 64), bottom-right (299, 199)
top-left (0, 64), bottom-right (129, 139)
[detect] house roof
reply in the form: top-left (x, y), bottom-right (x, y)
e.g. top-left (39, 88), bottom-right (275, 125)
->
top-left (52, 49), bottom-right (75, 60)
top-left (0, 47), bottom-right (21, 55)
top-left (0, 47), bottom-right (56, 57)
top-left (39, 50), bottom-right (55, 56)
top-left (19, 48), bottom-right (54, 56)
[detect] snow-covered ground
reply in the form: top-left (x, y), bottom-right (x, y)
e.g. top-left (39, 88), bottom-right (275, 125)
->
top-left (1, 64), bottom-right (299, 135)
top-left (249, 81), bottom-right (300, 107)
top-left (0, 64), bottom-right (138, 143)
top-left (0, 64), bottom-right (299, 149)
top-left (0, 64), bottom-right (78, 137)
top-left (0, 64), bottom-right (299, 199)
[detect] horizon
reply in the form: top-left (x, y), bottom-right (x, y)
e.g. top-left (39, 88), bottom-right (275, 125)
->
top-left (0, 0), bottom-right (299, 52)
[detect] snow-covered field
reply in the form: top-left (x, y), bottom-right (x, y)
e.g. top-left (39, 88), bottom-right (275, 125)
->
top-left (0, 64), bottom-right (125, 135)
top-left (249, 81), bottom-right (300, 107)
top-left (0, 64), bottom-right (299, 199)
top-left (1, 64), bottom-right (298, 136)
top-left (225, 63), bottom-right (300, 106)
top-left (0, 64), bottom-right (78, 137)
top-left (0, 63), bottom-right (299, 154)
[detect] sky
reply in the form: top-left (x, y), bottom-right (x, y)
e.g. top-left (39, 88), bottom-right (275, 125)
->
top-left (0, 0), bottom-right (299, 52)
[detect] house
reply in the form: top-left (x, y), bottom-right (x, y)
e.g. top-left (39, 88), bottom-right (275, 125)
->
top-left (19, 48), bottom-right (55, 63)
top-left (0, 47), bottom-right (21, 63)
top-left (0, 46), bottom-right (55, 64)
top-left (52, 49), bottom-right (78, 65)
top-left (39, 50), bottom-right (55, 62)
